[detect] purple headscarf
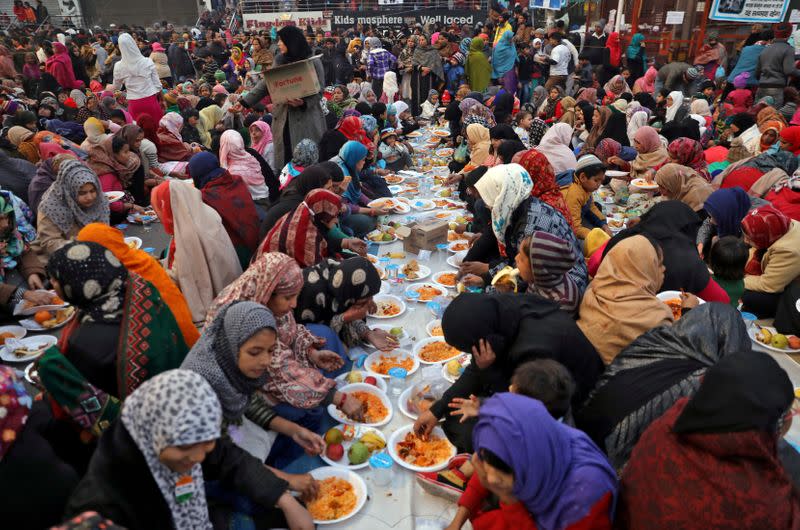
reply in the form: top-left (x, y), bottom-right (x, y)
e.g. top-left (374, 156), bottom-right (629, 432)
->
top-left (473, 393), bottom-right (617, 530)
top-left (703, 187), bottom-right (751, 238)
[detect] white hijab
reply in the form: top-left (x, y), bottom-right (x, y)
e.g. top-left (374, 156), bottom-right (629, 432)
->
top-left (665, 91), bottom-right (685, 122)
top-left (382, 71), bottom-right (398, 102)
top-left (627, 110), bottom-right (649, 145)
top-left (535, 123), bottom-right (577, 174)
top-left (117, 33), bottom-right (152, 72)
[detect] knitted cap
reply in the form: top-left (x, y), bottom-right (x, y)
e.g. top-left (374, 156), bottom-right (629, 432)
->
top-left (575, 154), bottom-right (604, 174)
top-left (686, 67), bottom-right (700, 80)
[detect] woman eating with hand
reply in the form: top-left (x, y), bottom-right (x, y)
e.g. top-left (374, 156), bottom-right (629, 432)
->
top-left (629, 126), bottom-right (669, 182)
top-left (654, 163), bottom-right (714, 214)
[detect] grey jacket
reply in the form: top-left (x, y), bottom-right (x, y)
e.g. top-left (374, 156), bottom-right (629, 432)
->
top-left (755, 40), bottom-right (800, 88)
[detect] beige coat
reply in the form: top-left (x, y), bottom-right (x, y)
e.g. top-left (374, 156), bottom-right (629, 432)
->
top-left (744, 220), bottom-right (800, 294)
top-left (30, 212), bottom-right (79, 261)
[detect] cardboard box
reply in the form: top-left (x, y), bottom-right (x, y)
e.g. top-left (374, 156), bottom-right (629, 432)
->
top-left (262, 55), bottom-right (321, 104)
top-left (402, 219), bottom-right (448, 253)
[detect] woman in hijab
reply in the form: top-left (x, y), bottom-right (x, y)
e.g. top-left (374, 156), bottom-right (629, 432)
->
top-left (197, 104), bottom-right (223, 149)
top-left (616, 352), bottom-right (800, 530)
top-left (218, 129), bottom-right (271, 207)
top-left (597, 111), bottom-right (630, 148)
top-left (75, 93), bottom-right (108, 125)
top-left (667, 137), bottom-right (711, 180)
top-left (588, 299), bottom-right (741, 471)
top-left (414, 293), bottom-right (604, 452)
top-left (741, 205), bottom-right (800, 317)
top-left (626, 33), bottom-right (647, 82)
top-left (45, 42), bottom-right (84, 90)
top-left (7, 126), bottom-right (39, 164)
top-left (80, 117), bottom-right (108, 150)
top-left (626, 110), bottom-right (649, 145)
top-left (151, 180), bottom-right (242, 324)
top-left (76, 223), bottom-right (197, 348)
top-left (515, 231), bottom-right (582, 313)
top-left (411, 36), bottom-right (444, 117)
top-left (460, 98), bottom-right (497, 129)
top-left (602, 75), bottom-right (631, 102)
top-left (85, 134), bottom-right (142, 222)
top-left (41, 238), bottom-right (190, 402)
top-left (665, 91), bottom-right (686, 122)
top-left (111, 33), bottom-right (162, 123)
top-left (582, 106), bottom-right (611, 154)
top-left (188, 152), bottom-right (260, 268)
top-left (654, 163), bottom-right (714, 213)
top-left (491, 92), bottom-right (515, 125)
top-left (578, 235), bottom-right (677, 364)
top-left (295, 257), bottom-right (397, 351)
top-left (32, 159), bottom-right (109, 258)
top-left (592, 201), bottom-right (730, 304)
top-left (557, 96), bottom-right (577, 127)
top-left (258, 189), bottom-right (341, 268)
top-left (182, 301), bottom-right (326, 473)
top-left (205, 253), bottom-right (359, 466)
top-left (537, 86), bottom-right (564, 122)
top-left (513, 149), bottom-right (573, 228)
top-left (464, 37), bottom-right (490, 95)
top-left (632, 66), bottom-right (657, 95)
top-left (453, 393), bottom-right (617, 530)
top-left (249, 120), bottom-right (275, 173)
top-left (779, 125), bottom-right (800, 155)
top-left (29, 151), bottom-right (74, 217)
top-left (491, 31), bottom-right (517, 95)
top-left (251, 36), bottom-right (274, 71)
top-left (155, 113), bottom-right (194, 169)
top-left (629, 126), bottom-right (669, 180)
top-left (380, 71), bottom-right (399, 103)
top-left (594, 138), bottom-right (637, 172)
top-left (534, 123), bottom-right (577, 175)
top-left (243, 27), bottom-right (326, 170)
top-left (65, 370), bottom-right (312, 529)
top-left (277, 138), bottom-right (319, 193)
top-left (696, 187), bottom-right (752, 256)
top-left (333, 141), bottom-right (377, 238)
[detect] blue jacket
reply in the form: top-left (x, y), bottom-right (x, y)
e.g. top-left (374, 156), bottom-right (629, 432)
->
top-left (728, 44), bottom-right (765, 87)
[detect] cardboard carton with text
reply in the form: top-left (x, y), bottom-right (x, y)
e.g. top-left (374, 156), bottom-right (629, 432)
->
top-left (262, 55), bottom-right (321, 104)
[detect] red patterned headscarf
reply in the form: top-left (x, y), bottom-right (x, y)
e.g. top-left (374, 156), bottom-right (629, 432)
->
top-left (260, 189), bottom-right (341, 269)
top-left (0, 366), bottom-right (31, 460)
top-left (512, 149), bottom-right (575, 229)
top-left (741, 205), bottom-right (791, 275)
top-left (667, 138), bottom-right (711, 181)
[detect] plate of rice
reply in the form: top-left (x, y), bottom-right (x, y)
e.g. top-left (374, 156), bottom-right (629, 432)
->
top-left (388, 425), bottom-right (456, 472)
top-left (307, 466), bottom-right (367, 525)
top-left (327, 383), bottom-right (394, 427)
top-left (414, 337), bottom-right (463, 364)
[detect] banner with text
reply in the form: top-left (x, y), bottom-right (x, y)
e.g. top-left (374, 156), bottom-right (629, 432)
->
top-left (243, 11), bottom-right (331, 31)
top-left (709, 0), bottom-right (790, 23)
top-left (330, 9), bottom-right (482, 30)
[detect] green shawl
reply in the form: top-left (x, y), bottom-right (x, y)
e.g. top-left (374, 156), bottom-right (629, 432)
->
top-left (466, 38), bottom-right (491, 93)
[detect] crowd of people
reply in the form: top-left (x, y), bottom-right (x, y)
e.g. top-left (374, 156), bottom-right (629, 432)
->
top-left (0, 3), bottom-right (799, 530)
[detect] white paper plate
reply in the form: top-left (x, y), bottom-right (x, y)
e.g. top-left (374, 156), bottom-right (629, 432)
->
top-left (384, 174), bottom-right (406, 185)
top-left (432, 271), bottom-right (458, 290)
top-left (327, 383), bottom-right (393, 427)
top-left (364, 349), bottom-right (419, 378)
top-left (447, 240), bottom-right (470, 253)
top-left (104, 191), bottom-right (124, 203)
top-left (435, 148), bottom-right (454, 158)
top-left (0, 335), bottom-right (57, 363)
top-left (19, 306), bottom-right (76, 331)
top-left (13, 290), bottom-right (68, 316)
top-left (431, 129), bottom-right (450, 137)
top-left (369, 324), bottom-right (411, 347)
top-left (367, 197), bottom-right (411, 214)
top-left (334, 371), bottom-right (388, 393)
top-left (656, 291), bottom-right (706, 305)
top-left (604, 170), bottom-right (629, 178)
top-left (441, 353), bottom-right (471, 383)
top-left (0, 325), bottom-right (26, 344)
top-left (387, 425), bottom-right (456, 472)
top-left (366, 230), bottom-right (399, 245)
top-left (368, 295), bottom-right (406, 319)
top-left (307, 466), bottom-right (368, 525)
top-left (426, 319), bottom-right (443, 338)
top-left (748, 325), bottom-right (800, 354)
top-left (411, 199), bottom-right (435, 211)
top-left (124, 236), bottom-right (142, 250)
top-left (446, 250), bottom-right (467, 269)
top-left (319, 424), bottom-right (387, 470)
top-left (406, 131), bottom-right (422, 138)
top-left (397, 386), bottom-right (418, 420)
top-left (400, 263), bottom-right (431, 281)
top-left (404, 283), bottom-right (447, 303)
top-left (414, 336), bottom-right (463, 365)
top-left (631, 178), bottom-right (659, 190)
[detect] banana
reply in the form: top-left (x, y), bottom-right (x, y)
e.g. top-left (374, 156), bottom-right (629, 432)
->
top-left (359, 432), bottom-right (386, 451)
top-left (758, 328), bottom-right (773, 344)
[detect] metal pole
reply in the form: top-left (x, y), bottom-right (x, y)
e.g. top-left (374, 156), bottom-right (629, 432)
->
top-left (614, 0), bottom-right (624, 32)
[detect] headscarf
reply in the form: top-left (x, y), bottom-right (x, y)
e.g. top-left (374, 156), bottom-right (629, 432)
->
top-left (690, 99), bottom-right (711, 117)
top-left (603, 75), bottom-right (631, 97)
top-left (757, 120), bottom-right (784, 153)
top-left (665, 91), bottom-right (685, 122)
top-left (0, 191), bottom-right (24, 280)
top-left (412, 36), bottom-right (444, 80)
top-left (491, 30), bottom-right (516, 79)
top-left (654, 163), bottom-right (714, 211)
top-left (474, 163), bottom-right (533, 255)
top-left (382, 71), bottom-right (398, 102)
top-left (120, 370), bottom-right (220, 530)
top-left (606, 31), bottom-right (622, 67)
top-left (39, 159), bottom-right (110, 233)
top-left (182, 301), bottom-right (276, 420)
top-left (360, 115), bottom-right (378, 136)
top-left (626, 111), bottom-right (649, 145)
top-left (585, 107), bottom-right (612, 152)
top-left (0, 366), bottom-right (31, 461)
top-left (630, 126), bottom-right (669, 178)
top-left (205, 252), bottom-right (303, 326)
top-left (159, 112), bottom-right (184, 142)
top-left (526, 231), bottom-right (581, 312)
top-left (466, 38), bottom-right (491, 93)
top-left (578, 235), bottom-right (673, 364)
top-left (756, 106), bottom-right (786, 131)
top-left (7, 126), bottom-right (34, 147)
top-left (277, 26), bottom-right (312, 63)
top-left (117, 33), bottom-right (152, 73)
top-left (741, 205), bottom-right (791, 251)
top-left (703, 188), bottom-right (751, 238)
top-left (634, 67), bottom-right (657, 95)
top-left (626, 33), bottom-right (646, 62)
top-left (667, 138), bottom-right (711, 181)
top-left (461, 98), bottom-right (496, 129)
top-left (779, 126), bottom-right (800, 155)
top-left (46, 241), bottom-right (128, 324)
top-left (248, 121), bottom-right (273, 156)
top-left (576, 88), bottom-right (597, 105)
top-left (474, 393), bottom-right (617, 530)
top-left (466, 123), bottom-right (491, 165)
top-left (535, 123), bottom-right (577, 174)
top-left (82, 117), bottom-right (106, 147)
top-left (86, 134), bottom-right (141, 187)
top-left (513, 149), bottom-right (573, 229)
top-left (291, 138), bottom-right (319, 168)
top-left (557, 97), bottom-right (577, 127)
top-left (198, 105), bottom-right (223, 148)
top-left (260, 189), bottom-right (341, 268)
top-left (337, 115), bottom-right (372, 148)
top-left (219, 130), bottom-right (266, 189)
top-left (296, 257), bottom-right (382, 325)
top-left (338, 141), bottom-right (368, 204)
top-left (77, 223), bottom-right (199, 346)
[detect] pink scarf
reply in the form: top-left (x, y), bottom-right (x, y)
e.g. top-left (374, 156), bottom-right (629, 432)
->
top-left (219, 130), bottom-right (264, 188)
top-left (249, 121), bottom-right (273, 156)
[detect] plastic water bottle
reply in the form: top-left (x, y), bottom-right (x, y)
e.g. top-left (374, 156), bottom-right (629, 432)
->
top-left (369, 452), bottom-right (395, 486)
top-left (387, 367), bottom-right (408, 397)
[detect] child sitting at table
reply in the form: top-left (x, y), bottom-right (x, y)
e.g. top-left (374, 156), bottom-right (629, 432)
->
top-left (561, 154), bottom-right (611, 239)
top-left (709, 236), bottom-right (749, 307)
top-left (420, 89), bottom-right (440, 121)
top-left (378, 128), bottom-right (412, 172)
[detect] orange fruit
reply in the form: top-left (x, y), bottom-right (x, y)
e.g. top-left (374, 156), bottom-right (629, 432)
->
top-left (51, 295), bottom-right (64, 305)
top-left (34, 310), bottom-right (52, 324)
